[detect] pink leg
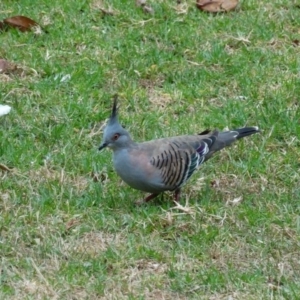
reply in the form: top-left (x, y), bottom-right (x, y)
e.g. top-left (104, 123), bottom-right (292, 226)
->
top-left (174, 189), bottom-right (181, 202)
top-left (144, 193), bottom-right (160, 202)
top-left (135, 193), bottom-right (159, 206)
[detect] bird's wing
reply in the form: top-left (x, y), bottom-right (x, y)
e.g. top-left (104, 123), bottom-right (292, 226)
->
top-left (147, 133), bottom-right (217, 190)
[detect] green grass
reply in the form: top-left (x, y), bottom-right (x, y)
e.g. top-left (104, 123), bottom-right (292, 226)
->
top-left (1, 0), bottom-right (300, 299)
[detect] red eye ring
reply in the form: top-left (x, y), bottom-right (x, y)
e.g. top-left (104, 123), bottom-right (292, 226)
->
top-left (113, 133), bottom-right (120, 141)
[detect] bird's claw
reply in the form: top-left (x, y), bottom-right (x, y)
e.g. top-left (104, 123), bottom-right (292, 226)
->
top-left (171, 200), bottom-right (195, 214)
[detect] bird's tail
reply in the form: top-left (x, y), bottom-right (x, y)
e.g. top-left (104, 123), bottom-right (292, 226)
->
top-left (217, 126), bottom-right (259, 145)
top-left (234, 126), bottom-right (260, 139)
top-left (205, 126), bottom-right (259, 160)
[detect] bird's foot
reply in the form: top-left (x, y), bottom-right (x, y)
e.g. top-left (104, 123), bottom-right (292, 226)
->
top-left (134, 193), bottom-right (159, 206)
top-left (171, 200), bottom-right (195, 214)
top-left (174, 188), bottom-right (181, 202)
top-left (171, 189), bottom-right (195, 214)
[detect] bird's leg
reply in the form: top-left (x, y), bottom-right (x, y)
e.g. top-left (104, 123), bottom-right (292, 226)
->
top-left (135, 193), bottom-right (159, 206)
top-left (174, 188), bottom-right (181, 203)
top-left (171, 188), bottom-right (195, 214)
top-left (144, 193), bottom-right (160, 202)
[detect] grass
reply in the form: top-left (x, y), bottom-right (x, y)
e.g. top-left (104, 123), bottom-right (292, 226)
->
top-left (1, 0), bottom-right (300, 299)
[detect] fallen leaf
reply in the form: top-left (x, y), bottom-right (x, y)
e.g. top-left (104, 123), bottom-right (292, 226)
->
top-left (196, 0), bottom-right (239, 13)
top-left (0, 105), bottom-right (11, 117)
top-left (3, 15), bottom-right (39, 32)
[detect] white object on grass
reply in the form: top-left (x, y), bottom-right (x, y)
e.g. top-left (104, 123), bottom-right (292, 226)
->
top-left (0, 105), bottom-right (11, 117)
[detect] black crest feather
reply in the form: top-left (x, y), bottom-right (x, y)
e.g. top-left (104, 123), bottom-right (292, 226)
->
top-left (109, 94), bottom-right (118, 123)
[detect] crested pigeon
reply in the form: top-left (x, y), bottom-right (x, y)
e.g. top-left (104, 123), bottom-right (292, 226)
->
top-left (98, 96), bottom-right (259, 205)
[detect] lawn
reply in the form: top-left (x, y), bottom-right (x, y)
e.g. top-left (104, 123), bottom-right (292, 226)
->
top-left (0, 0), bottom-right (300, 299)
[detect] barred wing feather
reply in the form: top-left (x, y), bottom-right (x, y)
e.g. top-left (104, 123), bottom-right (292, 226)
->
top-left (150, 139), bottom-right (212, 190)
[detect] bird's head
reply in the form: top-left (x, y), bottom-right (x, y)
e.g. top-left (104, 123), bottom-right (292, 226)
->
top-left (98, 95), bottom-right (132, 151)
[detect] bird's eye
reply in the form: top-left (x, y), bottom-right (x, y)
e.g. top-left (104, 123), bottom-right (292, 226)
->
top-left (112, 133), bottom-right (120, 141)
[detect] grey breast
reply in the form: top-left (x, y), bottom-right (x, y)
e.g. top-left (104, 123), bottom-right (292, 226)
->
top-left (113, 148), bottom-right (166, 193)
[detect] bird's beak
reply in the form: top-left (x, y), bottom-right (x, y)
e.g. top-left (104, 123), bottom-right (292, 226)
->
top-left (98, 142), bottom-right (108, 151)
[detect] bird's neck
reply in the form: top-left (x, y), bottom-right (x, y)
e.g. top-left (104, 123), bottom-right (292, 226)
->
top-left (113, 139), bottom-right (137, 152)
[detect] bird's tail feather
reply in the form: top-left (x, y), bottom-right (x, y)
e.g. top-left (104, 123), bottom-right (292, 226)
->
top-left (218, 126), bottom-right (259, 144)
top-left (234, 126), bottom-right (260, 139)
top-left (206, 126), bottom-right (259, 159)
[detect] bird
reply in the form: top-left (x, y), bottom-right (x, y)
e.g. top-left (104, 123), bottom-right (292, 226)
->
top-left (98, 96), bottom-right (259, 205)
